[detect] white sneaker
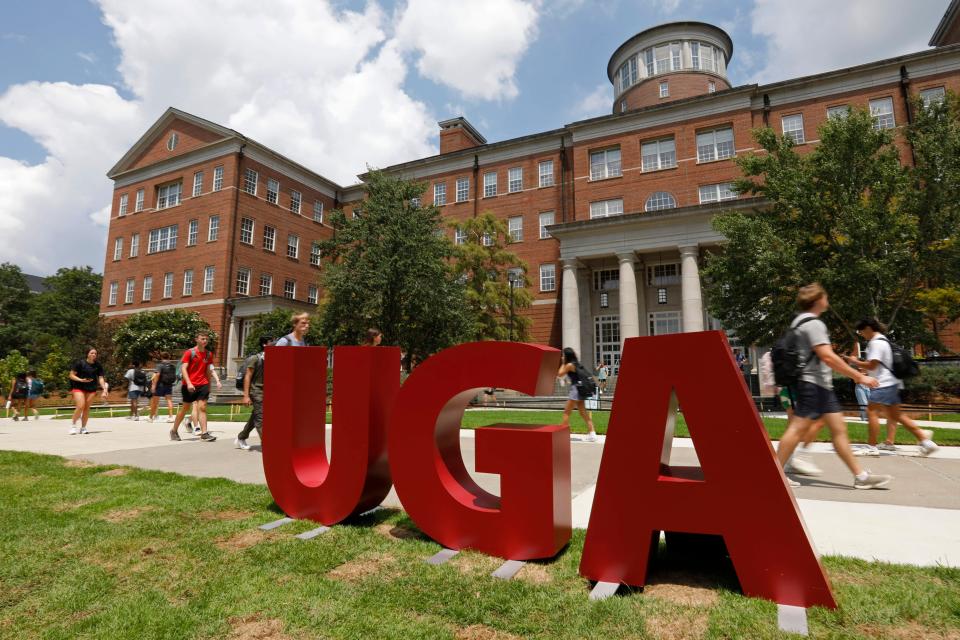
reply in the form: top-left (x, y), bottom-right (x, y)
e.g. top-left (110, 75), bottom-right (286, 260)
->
top-left (785, 456), bottom-right (823, 476)
top-left (584, 433), bottom-right (598, 443)
top-left (166, 416), bottom-right (174, 423)
top-left (854, 472), bottom-right (893, 489)
top-left (69, 426), bottom-right (78, 435)
top-left (786, 477), bottom-right (801, 488)
top-left (921, 429), bottom-right (934, 440)
top-left (80, 427), bottom-right (89, 435)
top-left (854, 445), bottom-right (880, 457)
top-left (235, 438), bottom-right (250, 450)
top-left (920, 440), bottom-right (939, 456)
top-left (147, 416), bottom-right (155, 423)
top-left (193, 426), bottom-right (202, 435)
top-left (133, 416), bottom-right (139, 421)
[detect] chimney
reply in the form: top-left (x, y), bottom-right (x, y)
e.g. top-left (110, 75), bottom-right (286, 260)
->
top-left (438, 117), bottom-right (486, 155)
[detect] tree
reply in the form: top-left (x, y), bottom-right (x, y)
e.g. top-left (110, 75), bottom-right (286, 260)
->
top-left (27, 266), bottom-right (102, 345)
top-left (701, 107), bottom-right (935, 347)
top-left (242, 308), bottom-right (323, 355)
top-left (113, 310), bottom-right (217, 365)
top-left (450, 213), bottom-right (533, 341)
top-left (37, 344), bottom-right (71, 393)
top-left (317, 170), bottom-right (473, 368)
top-left (0, 350), bottom-right (29, 396)
top-left (0, 263), bottom-right (31, 357)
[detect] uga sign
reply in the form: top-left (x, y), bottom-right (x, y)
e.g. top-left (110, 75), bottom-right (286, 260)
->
top-left (262, 331), bottom-right (836, 609)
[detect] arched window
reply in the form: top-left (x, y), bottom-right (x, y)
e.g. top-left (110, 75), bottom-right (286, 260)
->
top-left (645, 192), bottom-right (676, 211)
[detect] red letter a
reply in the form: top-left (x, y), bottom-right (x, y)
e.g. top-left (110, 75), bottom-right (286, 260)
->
top-left (262, 345), bottom-right (400, 525)
top-left (579, 332), bottom-right (836, 608)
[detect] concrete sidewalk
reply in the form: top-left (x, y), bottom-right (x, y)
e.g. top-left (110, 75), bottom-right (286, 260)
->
top-left (2, 415), bottom-right (958, 567)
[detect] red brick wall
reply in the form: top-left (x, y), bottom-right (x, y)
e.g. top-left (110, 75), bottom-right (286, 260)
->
top-left (128, 120), bottom-right (225, 171)
top-left (618, 72), bottom-right (730, 113)
top-left (440, 128), bottom-right (483, 154)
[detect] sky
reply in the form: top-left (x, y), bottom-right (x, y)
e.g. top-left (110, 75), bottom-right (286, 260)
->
top-left (0, 0), bottom-right (951, 275)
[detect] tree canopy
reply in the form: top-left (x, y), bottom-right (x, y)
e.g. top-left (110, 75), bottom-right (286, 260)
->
top-left (112, 310), bottom-right (217, 365)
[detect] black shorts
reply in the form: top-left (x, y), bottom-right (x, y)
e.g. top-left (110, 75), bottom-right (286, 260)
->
top-left (181, 384), bottom-right (210, 403)
top-left (155, 384), bottom-right (172, 397)
top-left (792, 381), bottom-right (841, 419)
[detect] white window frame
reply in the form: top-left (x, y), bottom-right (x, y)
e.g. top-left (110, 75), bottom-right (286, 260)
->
top-left (696, 126), bottom-right (735, 163)
top-left (781, 113), bottom-right (805, 144)
top-left (156, 181), bottom-right (182, 209)
top-left (641, 137), bottom-right (676, 172)
top-left (482, 232), bottom-right (494, 247)
top-left (192, 171), bottom-right (203, 197)
top-left (125, 278), bottom-right (135, 304)
top-left (644, 192), bottom-right (677, 211)
top-left (208, 215), bottom-right (219, 241)
top-left (142, 275), bottom-right (152, 302)
top-left (649, 310), bottom-right (682, 336)
top-left (259, 273), bottom-right (272, 296)
top-left (290, 189), bottom-right (302, 214)
top-left (920, 86), bottom-right (945, 108)
top-left (213, 165), bottom-right (224, 191)
top-left (113, 237), bottom-right (123, 261)
top-left (455, 228), bottom-right (467, 245)
top-left (118, 193), bottom-right (128, 216)
top-left (307, 285), bottom-right (318, 305)
top-left (456, 177), bottom-right (469, 203)
top-left (263, 225), bottom-right (276, 251)
top-left (538, 211), bottom-right (554, 239)
top-left (183, 270), bottom-right (193, 296)
top-left (508, 216), bottom-right (523, 243)
top-left (203, 266), bottom-right (215, 294)
top-left (434, 182), bottom-right (446, 206)
top-left (310, 241), bottom-right (321, 266)
top-left (287, 234), bottom-right (299, 259)
top-left (167, 132), bottom-right (178, 150)
top-left (163, 272), bottom-right (173, 299)
top-left (240, 217), bottom-right (254, 245)
top-left (508, 167), bottom-right (523, 193)
top-left (593, 269), bottom-right (620, 290)
top-left (135, 189), bottom-right (144, 212)
top-left (659, 81), bottom-right (669, 98)
top-left (244, 168), bottom-right (258, 195)
top-left (647, 263), bottom-right (681, 286)
top-left (266, 178), bottom-right (279, 204)
top-left (708, 80), bottom-right (716, 93)
top-left (698, 182), bottom-right (737, 204)
top-left (539, 263), bottom-right (556, 292)
top-left (236, 267), bottom-right (251, 296)
top-left (187, 219), bottom-right (198, 246)
top-left (313, 200), bottom-right (324, 223)
top-left (130, 233), bottom-right (139, 258)
top-left (590, 148), bottom-right (622, 180)
top-left (147, 225), bottom-right (178, 254)
top-left (869, 97), bottom-right (895, 130)
top-left (589, 198), bottom-right (624, 219)
top-left (108, 281), bottom-right (118, 306)
top-left (538, 160), bottom-right (554, 187)
top-left (284, 279), bottom-right (296, 300)
top-left (826, 105), bottom-right (849, 120)
top-left (483, 171), bottom-right (497, 197)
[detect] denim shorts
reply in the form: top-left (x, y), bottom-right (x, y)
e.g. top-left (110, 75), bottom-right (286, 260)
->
top-left (127, 390), bottom-right (141, 400)
top-left (868, 385), bottom-right (901, 406)
top-left (792, 381), bottom-right (842, 419)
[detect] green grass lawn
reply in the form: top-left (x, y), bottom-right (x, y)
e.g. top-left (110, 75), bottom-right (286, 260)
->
top-left (0, 450), bottom-right (957, 639)
top-left (932, 413), bottom-right (960, 422)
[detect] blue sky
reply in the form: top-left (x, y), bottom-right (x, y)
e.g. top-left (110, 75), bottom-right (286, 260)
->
top-left (0, 0), bottom-right (951, 273)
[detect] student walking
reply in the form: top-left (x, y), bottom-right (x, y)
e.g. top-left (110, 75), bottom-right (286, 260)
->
top-left (851, 318), bottom-right (939, 457)
top-left (26, 370), bottom-right (43, 420)
top-left (760, 350), bottom-right (824, 481)
top-left (363, 327), bottom-right (383, 346)
top-left (124, 361), bottom-right (147, 421)
top-left (235, 336), bottom-right (273, 451)
top-left (557, 347), bottom-right (599, 442)
top-left (596, 361), bottom-right (609, 394)
top-left (775, 284), bottom-right (892, 489)
top-left (275, 312), bottom-right (310, 347)
top-left (148, 353), bottom-right (176, 423)
top-left (68, 348), bottom-right (108, 434)
top-left (170, 332), bottom-right (221, 442)
top-left (7, 372), bottom-right (29, 421)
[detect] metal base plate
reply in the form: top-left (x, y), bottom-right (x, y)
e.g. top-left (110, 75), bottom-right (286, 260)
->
top-left (295, 526), bottom-right (331, 540)
top-left (259, 517), bottom-right (295, 531)
top-left (425, 548), bottom-right (459, 565)
top-left (777, 604), bottom-right (809, 636)
top-left (491, 560), bottom-right (525, 580)
top-left (589, 581), bottom-right (620, 600)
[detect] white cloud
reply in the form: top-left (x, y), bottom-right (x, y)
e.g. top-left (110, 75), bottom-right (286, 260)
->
top-left (749, 0), bottom-right (945, 84)
top-left (76, 51), bottom-right (98, 64)
top-left (571, 83), bottom-right (611, 120)
top-left (394, 0), bottom-right (541, 100)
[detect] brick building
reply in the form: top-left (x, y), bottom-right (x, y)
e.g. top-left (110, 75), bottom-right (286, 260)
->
top-left (101, 12), bottom-right (960, 373)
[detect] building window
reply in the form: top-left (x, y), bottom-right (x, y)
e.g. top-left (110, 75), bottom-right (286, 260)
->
top-left (696, 126), bottom-right (735, 162)
top-left (266, 178), bottom-right (279, 204)
top-left (310, 241), bottom-right (321, 266)
top-left (456, 177), bottom-right (469, 203)
top-left (433, 182), bottom-right (446, 206)
top-left (645, 192), bottom-right (677, 211)
top-left (263, 225), bottom-right (276, 251)
top-left (455, 227), bottom-right (467, 245)
top-left (538, 160), bottom-right (554, 187)
top-left (163, 272), bottom-right (173, 299)
top-left (599, 292), bottom-right (609, 308)
top-left (621, 99), bottom-right (627, 113)
top-left (920, 86), bottom-right (946, 108)
top-left (482, 232), bottom-right (494, 247)
top-left (213, 165), bottom-right (224, 191)
top-left (782, 114), bottom-right (805, 144)
top-left (166, 132), bottom-right (178, 150)
top-left (507, 267), bottom-right (524, 286)
top-left (659, 81), bottom-right (669, 98)
top-left (113, 237), bottom-right (123, 261)
top-left (589, 198), bottom-right (624, 219)
top-left (869, 97), bottom-right (895, 130)
top-left (108, 281), bottom-right (118, 306)
top-left (236, 268), bottom-right (251, 296)
top-left (593, 269), bottom-right (619, 290)
top-left (539, 264), bottom-right (556, 292)
top-left (240, 217), bottom-right (254, 245)
top-left (508, 167), bottom-right (523, 193)
top-left (156, 181), bottom-right (182, 209)
top-left (690, 41), bottom-right (700, 69)
top-left (142, 276), bottom-right (152, 302)
top-left (641, 137), bottom-right (676, 171)
top-left (649, 311), bottom-right (682, 336)
top-left (657, 287), bottom-right (668, 304)
top-left (284, 279), bottom-right (296, 299)
top-left (701, 43), bottom-right (716, 72)
top-left (618, 55), bottom-right (638, 92)
top-left (698, 182), bottom-right (737, 204)
top-left (118, 193), bottom-right (128, 216)
top-left (147, 224), bottom-right (178, 253)
top-left (313, 200), bottom-right (324, 223)
top-left (287, 234), bottom-right (299, 259)
top-left (308, 285), bottom-right (318, 305)
top-left (244, 168), bottom-right (258, 195)
top-left (125, 278), bottom-right (135, 304)
top-left (208, 215), bottom-right (219, 241)
top-left (290, 190), bottom-right (302, 214)
top-left (183, 270), bottom-right (193, 296)
top-left (483, 171), bottom-right (497, 197)
top-left (508, 216), bottom-right (523, 243)
top-left (135, 189), bottom-right (144, 212)
top-left (708, 80), bottom-right (716, 93)
top-left (130, 233), bottom-right (139, 258)
top-left (647, 263), bottom-right (680, 286)
top-left (594, 315), bottom-right (621, 372)
top-left (259, 273), bottom-right (272, 296)
top-left (192, 171), bottom-right (203, 197)
top-left (187, 219), bottom-right (198, 246)
top-left (539, 211), bottom-right (555, 239)
top-left (590, 148), bottom-right (621, 180)
top-left (826, 105), bottom-right (849, 120)
top-left (203, 266), bottom-right (215, 293)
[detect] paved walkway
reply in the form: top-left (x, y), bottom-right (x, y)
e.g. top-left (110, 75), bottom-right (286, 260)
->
top-left (2, 415), bottom-right (958, 567)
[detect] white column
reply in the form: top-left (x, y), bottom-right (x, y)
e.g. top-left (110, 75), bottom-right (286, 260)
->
top-left (679, 245), bottom-right (705, 333)
top-left (226, 317), bottom-right (240, 377)
top-left (617, 252), bottom-right (640, 344)
top-left (561, 259), bottom-right (581, 357)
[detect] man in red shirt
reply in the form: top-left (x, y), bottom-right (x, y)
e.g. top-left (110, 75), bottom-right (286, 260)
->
top-left (170, 332), bottom-right (222, 441)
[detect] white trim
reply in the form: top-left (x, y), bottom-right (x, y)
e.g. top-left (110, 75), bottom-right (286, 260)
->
top-left (112, 139), bottom-right (243, 188)
top-left (243, 146), bottom-right (338, 198)
top-left (101, 298), bottom-right (226, 317)
top-left (531, 298), bottom-right (558, 306)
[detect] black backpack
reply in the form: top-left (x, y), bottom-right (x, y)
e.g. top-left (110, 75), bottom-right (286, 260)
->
top-left (14, 379), bottom-right (29, 396)
top-left (771, 316), bottom-right (817, 387)
top-left (159, 362), bottom-right (176, 385)
top-left (133, 368), bottom-right (148, 386)
top-left (877, 337), bottom-right (920, 380)
top-left (574, 363), bottom-right (598, 397)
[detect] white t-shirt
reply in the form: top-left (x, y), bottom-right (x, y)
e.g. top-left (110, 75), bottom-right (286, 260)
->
top-left (865, 334), bottom-right (899, 388)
